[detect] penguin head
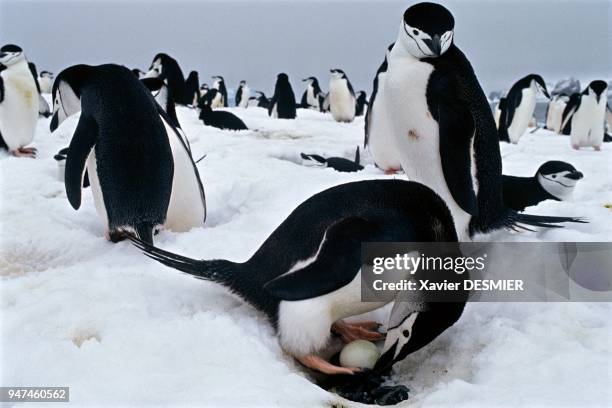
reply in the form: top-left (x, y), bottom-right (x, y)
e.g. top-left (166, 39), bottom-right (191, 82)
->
top-left (40, 70), bottom-right (54, 78)
top-left (50, 65), bottom-right (89, 132)
top-left (526, 74), bottom-right (550, 99)
top-left (536, 161), bottom-right (583, 201)
top-left (276, 73), bottom-right (289, 85)
top-left (239, 80), bottom-right (246, 86)
top-left (200, 83), bottom-right (209, 91)
top-left (0, 44), bottom-right (25, 66)
top-left (587, 80), bottom-right (608, 103)
top-left (400, 2), bottom-right (455, 58)
top-left (302, 76), bottom-right (316, 84)
top-left (145, 55), bottom-right (165, 78)
top-left (330, 69), bottom-right (346, 80)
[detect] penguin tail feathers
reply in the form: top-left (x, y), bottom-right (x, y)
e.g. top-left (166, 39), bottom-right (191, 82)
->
top-left (129, 235), bottom-right (237, 285)
top-left (509, 212), bottom-right (587, 231)
top-left (134, 223), bottom-right (154, 245)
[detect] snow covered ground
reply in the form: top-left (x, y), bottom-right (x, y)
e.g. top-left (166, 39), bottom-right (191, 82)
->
top-left (1, 102), bottom-right (611, 407)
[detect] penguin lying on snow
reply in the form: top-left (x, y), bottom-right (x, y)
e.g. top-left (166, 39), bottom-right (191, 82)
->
top-left (269, 73), bottom-right (296, 119)
top-left (365, 3), bottom-right (583, 239)
top-left (503, 161), bottom-right (583, 212)
top-left (0, 44), bottom-right (38, 157)
top-left (301, 147), bottom-right (363, 172)
top-left (502, 74), bottom-right (550, 144)
top-left (132, 179), bottom-right (466, 376)
top-left (199, 104), bottom-right (248, 131)
top-left (50, 64), bottom-right (206, 242)
top-left (251, 91), bottom-right (270, 108)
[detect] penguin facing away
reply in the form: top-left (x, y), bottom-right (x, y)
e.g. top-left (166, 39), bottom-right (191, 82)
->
top-left (132, 179), bottom-right (466, 375)
top-left (199, 104), bottom-right (248, 131)
top-left (569, 80), bottom-right (608, 150)
top-left (355, 91), bottom-right (368, 117)
top-left (269, 73), bottom-right (296, 119)
top-left (184, 71), bottom-right (200, 107)
top-left (27, 62), bottom-right (51, 118)
top-left (145, 53), bottom-right (190, 105)
top-left (502, 74), bottom-right (550, 144)
top-left (301, 77), bottom-right (324, 111)
top-left (364, 42), bottom-right (402, 174)
top-left (0, 44), bottom-right (38, 157)
top-left (301, 146), bottom-right (363, 173)
top-left (252, 91), bottom-right (271, 109)
top-left (373, 3), bottom-right (581, 239)
top-left (329, 69), bottom-right (356, 123)
top-left (38, 70), bottom-right (54, 94)
top-left (503, 161), bottom-right (583, 212)
top-left (211, 76), bottom-right (228, 107)
top-left (235, 80), bottom-right (250, 108)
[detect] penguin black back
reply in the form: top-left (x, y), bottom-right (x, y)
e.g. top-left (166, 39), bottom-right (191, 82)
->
top-left (561, 93), bottom-right (581, 135)
top-left (184, 71), bottom-right (200, 105)
top-left (269, 73), bottom-right (296, 119)
top-left (497, 97), bottom-right (510, 142)
top-left (504, 74), bottom-right (548, 129)
top-left (355, 91), bottom-right (368, 116)
top-left (199, 104), bottom-right (248, 131)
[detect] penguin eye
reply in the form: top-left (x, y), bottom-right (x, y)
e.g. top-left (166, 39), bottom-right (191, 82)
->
top-left (552, 175), bottom-right (557, 179)
top-left (412, 29), bottom-right (419, 36)
top-left (402, 329), bottom-right (410, 337)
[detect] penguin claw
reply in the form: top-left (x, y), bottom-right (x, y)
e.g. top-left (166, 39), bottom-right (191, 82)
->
top-left (296, 354), bottom-right (360, 375)
top-left (332, 320), bottom-right (386, 343)
top-left (13, 147), bottom-right (37, 158)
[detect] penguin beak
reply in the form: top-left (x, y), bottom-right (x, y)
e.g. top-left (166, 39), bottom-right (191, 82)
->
top-left (50, 112), bottom-right (59, 132)
top-left (373, 340), bottom-right (398, 373)
top-left (565, 171), bottom-right (584, 180)
top-left (424, 34), bottom-right (442, 57)
top-left (543, 88), bottom-right (551, 99)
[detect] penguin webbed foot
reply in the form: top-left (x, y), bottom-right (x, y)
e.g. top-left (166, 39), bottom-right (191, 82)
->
top-left (13, 146), bottom-right (37, 158)
top-left (297, 354), bottom-right (360, 375)
top-left (332, 320), bottom-right (386, 343)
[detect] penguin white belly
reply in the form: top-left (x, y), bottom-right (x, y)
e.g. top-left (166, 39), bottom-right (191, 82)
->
top-left (306, 87), bottom-right (319, 110)
top-left (39, 77), bottom-right (53, 94)
top-left (494, 105), bottom-right (501, 128)
top-left (277, 270), bottom-right (387, 356)
top-left (211, 93), bottom-right (223, 109)
top-left (548, 100), bottom-right (567, 133)
top-left (508, 88), bottom-right (536, 143)
top-left (368, 78), bottom-right (402, 171)
top-left (271, 102), bottom-right (278, 118)
top-left (161, 117), bottom-right (206, 232)
top-left (86, 150), bottom-right (110, 231)
top-left (571, 97), bottom-right (605, 148)
top-left (238, 87), bottom-right (250, 108)
top-left (0, 69), bottom-right (38, 151)
top-left (385, 56), bottom-right (472, 240)
top-left (329, 80), bottom-right (356, 122)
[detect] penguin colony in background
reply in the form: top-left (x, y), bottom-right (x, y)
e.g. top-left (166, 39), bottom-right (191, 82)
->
top-left (0, 0), bottom-right (603, 396)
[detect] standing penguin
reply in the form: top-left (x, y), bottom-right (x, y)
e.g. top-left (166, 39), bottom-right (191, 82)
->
top-left (145, 53), bottom-right (190, 105)
top-left (38, 70), bottom-right (54, 94)
top-left (364, 43), bottom-right (402, 174)
top-left (132, 179), bottom-right (465, 375)
top-left (569, 80), bottom-right (608, 150)
top-left (503, 161), bottom-right (583, 211)
top-left (560, 93), bottom-right (581, 135)
top-left (0, 44), bottom-right (38, 157)
top-left (502, 74), bottom-right (550, 144)
top-left (354, 91), bottom-right (368, 117)
top-left (141, 77), bottom-right (183, 131)
top-left (211, 76), bottom-right (228, 107)
top-left (269, 73), bottom-right (296, 119)
top-left (301, 77), bottom-right (324, 111)
top-left (329, 69), bottom-right (356, 123)
top-left (27, 62), bottom-right (51, 118)
top-left (184, 71), bottom-right (200, 107)
top-left (50, 64), bottom-right (205, 242)
top-left (545, 94), bottom-right (569, 134)
top-left (235, 80), bottom-right (250, 108)
top-left (372, 3), bottom-right (581, 239)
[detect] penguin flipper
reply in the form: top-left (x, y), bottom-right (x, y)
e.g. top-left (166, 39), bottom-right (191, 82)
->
top-left (505, 90), bottom-right (521, 130)
top-left (434, 83), bottom-right (478, 216)
top-left (263, 217), bottom-right (379, 301)
top-left (0, 74), bottom-right (4, 103)
top-left (65, 115), bottom-right (97, 210)
top-left (301, 153), bottom-right (327, 164)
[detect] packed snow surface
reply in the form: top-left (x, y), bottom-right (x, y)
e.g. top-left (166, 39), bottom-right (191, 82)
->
top-left (1, 102), bottom-right (611, 407)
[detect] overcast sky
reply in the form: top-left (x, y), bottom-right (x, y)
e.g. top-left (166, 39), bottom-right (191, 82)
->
top-left (1, 0), bottom-right (610, 95)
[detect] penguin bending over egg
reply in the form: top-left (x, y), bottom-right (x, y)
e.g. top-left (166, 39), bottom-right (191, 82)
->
top-left (301, 146), bottom-right (363, 172)
top-left (301, 77), bottom-right (324, 111)
top-left (501, 74), bottom-right (550, 144)
top-left (0, 44), bottom-right (38, 157)
top-left (364, 43), bottom-right (402, 173)
top-left (145, 53), bottom-right (190, 105)
top-left (199, 104), bottom-right (248, 131)
top-left (50, 64), bottom-right (205, 242)
top-left (235, 80), bottom-right (250, 108)
top-left (329, 69), bottom-right (356, 123)
top-left (366, 3), bottom-right (582, 239)
top-left (355, 91), bottom-right (368, 116)
top-left (184, 71), bottom-right (200, 107)
top-left (27, 62), bottom-right (51, 118)
top-left (269, 73), bottom-right (296, 119)
top-left (132, 179), bottom-right (466, 375)
top-left (38, 70), bottom-right (54, 93)
top-left (568, 80), bottom-right (608, 150)
top-left (503, 161), bottom-right (583, 212)
top-left (211, 76), bottom-right (228, 107)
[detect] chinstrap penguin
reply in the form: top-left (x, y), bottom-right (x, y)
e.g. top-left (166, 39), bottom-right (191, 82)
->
top-left (252, 91), bottom-right (271, 109)
top-left (546, 94), bottom-right (569, 134)
top-left (38, 70), bottom-right (54, 94)
top-left (569, 80), bottom-right (608, 150)
top-left (269, 73), bottom-right (297, 119)
top-left (0, 44), bottom-right (38, 158)
top-left (301, 147), bottom-right (363, 172)
top-left (501, 74), bottom-right (550, 144)
top-left (211, 76), bottom-right (228, 107)
top-left (235, 80), bottom-right (250, 108)
top-left (329, 69), bottom-right (356, 123)
top-left (145, 53), bottom-right (190, 105)
top-left (355, 91), bottom-right (368, 117)
top-left (503, 161), bottom-right (583, 211)
top-left (301, 77), bottom-right (324, 111)
top-left (199, 104), bottom-right (248, 131)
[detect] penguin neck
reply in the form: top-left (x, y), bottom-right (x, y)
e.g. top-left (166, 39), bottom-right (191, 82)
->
top-left (529, 176), bottom-right (558, 205)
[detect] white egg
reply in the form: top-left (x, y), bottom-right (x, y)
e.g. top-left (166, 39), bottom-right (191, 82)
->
top-left (339, 340), bottom-right (381, 369)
